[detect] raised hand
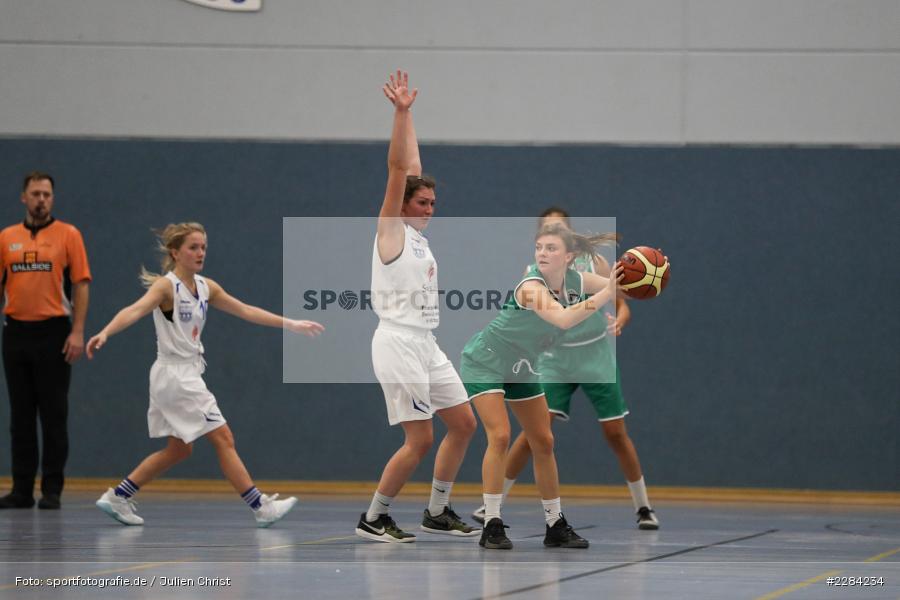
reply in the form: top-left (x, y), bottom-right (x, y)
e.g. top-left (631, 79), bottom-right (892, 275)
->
top-left (284, 319), bottom-right (325, 337)
top-left (382, 70), bottom-right (418, 110)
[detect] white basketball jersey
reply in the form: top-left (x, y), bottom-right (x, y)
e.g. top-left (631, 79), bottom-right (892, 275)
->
top-left (371, 223), bottom-right (439, 329)
top-left (152, 271), bottom-right (209, 359)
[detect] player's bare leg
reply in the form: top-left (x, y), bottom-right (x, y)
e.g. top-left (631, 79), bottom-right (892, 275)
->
top-left (420, 402), bottom-right (480, 536)
top-left (471, 392), bottom-right (514, 548)
top-left (508, 397), bottom-right (558, 501)
top-left (206, 425), bottom-right (297, 527)
top-left (206, 425), bottom-right (253, 492)
top-left (600, 418), bottom-right (642, 481)
top-left (128, 436), bottom-right (193, 487)
top-left (433, 402), bottom-right (477, 483)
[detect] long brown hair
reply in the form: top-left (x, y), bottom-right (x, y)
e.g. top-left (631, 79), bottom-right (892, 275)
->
top-left (139, 222), bottom-right (207, 288)
top-left (535, 222), bottom-right (620, 264)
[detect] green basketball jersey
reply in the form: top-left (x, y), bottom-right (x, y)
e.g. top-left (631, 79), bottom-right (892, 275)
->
top-left (463, 264), bottom-right (583, 367)
top-left (558, 254), bottom-right (609, 344)
top-left (538, 253), bottom-right (618, 384)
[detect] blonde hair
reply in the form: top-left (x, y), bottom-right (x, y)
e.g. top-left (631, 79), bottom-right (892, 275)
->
top-left (535, 222), bottom-right (620, 265)
top-left (139, 222), bottom-right (207, 288)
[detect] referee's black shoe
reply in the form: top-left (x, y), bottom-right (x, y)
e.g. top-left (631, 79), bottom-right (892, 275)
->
top-left (0, 493), bottom-right (34, 509)
top-left (38, 494), bottom-right (61, 510)
top-left (543, 515), bottom-right (589, 548)
top-left (479, 517), bottom-right (513, 550)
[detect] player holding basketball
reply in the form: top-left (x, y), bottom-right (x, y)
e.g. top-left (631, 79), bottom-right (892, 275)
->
top-left (461, 222), bottom-right (623, 549)
top-left (85, 222), bottom-right (324, 527)
top-left (472, 208), bottom-right (659, 530)
top-left (356, 71), bottom-right (479, 543)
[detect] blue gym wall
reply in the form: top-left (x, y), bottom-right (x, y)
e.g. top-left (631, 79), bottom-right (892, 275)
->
top-left (0, 138), bottom-right (896, 491)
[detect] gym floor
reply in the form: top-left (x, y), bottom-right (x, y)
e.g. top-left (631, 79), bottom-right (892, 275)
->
top-left (1, 492), bottom-right (898, 599)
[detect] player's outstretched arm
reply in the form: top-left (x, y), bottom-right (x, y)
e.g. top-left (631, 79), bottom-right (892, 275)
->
top-left (86, 278), bottom-right (171, 358)
top-left (520, 265), bottom-right (623, 330)
top-left (383, 70), bottom-right (422, 177)
top-left (206, 278), bottom-right (324, 337)
top-left (377, 70), bottom-right (418, 263)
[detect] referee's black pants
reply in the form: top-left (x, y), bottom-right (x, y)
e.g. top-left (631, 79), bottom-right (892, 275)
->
top-left (2, 317), bottom-right (71, 499)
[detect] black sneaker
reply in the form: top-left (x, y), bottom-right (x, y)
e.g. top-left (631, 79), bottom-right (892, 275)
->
top-left (38, 494), bottom-right (61, 510)
top-left (543, 515), bottom-right (589, 548)
top-left (479, 517), bottom-right (512, 550)
top-left (0, 493), bottom-right (35, 509)
top-left (355, 513), bottom-right (416, 543)
top-left (636, 506), bottom-right (659, 530)
top-left (421, 506), bottom-right (480, 537)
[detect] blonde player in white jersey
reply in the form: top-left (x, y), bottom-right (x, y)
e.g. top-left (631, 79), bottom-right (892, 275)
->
top-left (355, 71), bottom-right (480, 543)
top-left (85, 223), bottom-right (323, 527)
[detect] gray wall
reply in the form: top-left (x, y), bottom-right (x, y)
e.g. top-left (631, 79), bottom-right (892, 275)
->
top-left (0, 139), bottom-right (897, 491)
top-left (1, 0), bottom-right (899, 144)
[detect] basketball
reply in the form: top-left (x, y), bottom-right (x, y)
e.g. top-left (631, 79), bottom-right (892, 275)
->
top-left (618, 246), bottom-right (670, 299)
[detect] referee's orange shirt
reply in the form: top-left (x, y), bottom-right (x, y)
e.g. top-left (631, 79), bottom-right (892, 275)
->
top-left (0, 220), bottom-right (92, 321)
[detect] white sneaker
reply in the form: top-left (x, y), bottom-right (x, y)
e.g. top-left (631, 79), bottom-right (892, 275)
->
top-left (472, 505), bottom-right (486, 525)
top-left (254, 493), bottom-right (298, 528)
top-left (96, 488), bottom-right (144, 526)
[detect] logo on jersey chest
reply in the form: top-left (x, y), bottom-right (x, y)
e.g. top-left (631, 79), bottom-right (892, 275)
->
top-left (179, 310), bottom-right (194, 322)
top-left (411, 238), bottom-right (427, 259)
top-left (10, 251), bottom-right (52, 272)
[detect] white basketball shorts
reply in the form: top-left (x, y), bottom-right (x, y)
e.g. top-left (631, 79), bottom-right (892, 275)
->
top-left (372, 322), bottom-right (469, 426)
top-left (148, 357), bottom-right (227, 443)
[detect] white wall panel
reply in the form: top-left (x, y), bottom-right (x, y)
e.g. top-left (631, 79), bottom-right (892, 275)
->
top-left (0, 0), bottom-right (683, 49)
top-left (0, 46), bottom-right (683, 143)
top-left (688, 0), bottom-right (900, 50)
top-left (686, 54), bottom-right (900, 144)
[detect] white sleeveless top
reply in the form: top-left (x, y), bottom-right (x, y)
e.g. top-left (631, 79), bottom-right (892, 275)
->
top-left (371, 223), bottom-right (439, 329)
top-left (152, 271), bottom-right (209, 360)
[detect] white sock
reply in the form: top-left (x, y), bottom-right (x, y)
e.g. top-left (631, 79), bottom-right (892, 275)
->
top-left (627, 477), bottom-right (651, 511)
top-left (501, 478), bottom-right (516, 504)
top-left (483, 494), bottom-right (503, 523)
top-left (366, 491), bottom-right (393, 522)
top-left (541, 497), bottom-right (562, 527)
top-left (427, 479), bottom-right (453, 517)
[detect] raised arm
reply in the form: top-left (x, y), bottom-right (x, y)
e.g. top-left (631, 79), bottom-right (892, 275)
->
top-left (85, 277), bottom-right (171, 358)
top-left (382, 70), bottom-right (422, 177)
top-left (205, 278), bottom-right (324, 337)
top-left (517, 265), bottom-right (623, 330)
top-left (376, 70), bottom-right (418, 263)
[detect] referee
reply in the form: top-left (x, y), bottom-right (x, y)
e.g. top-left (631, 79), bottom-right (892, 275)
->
top-left (0, 172), bottom-right (91, 510)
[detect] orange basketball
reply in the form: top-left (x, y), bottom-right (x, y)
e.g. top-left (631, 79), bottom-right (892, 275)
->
top-left (618, 246), bottom-right (670, 299)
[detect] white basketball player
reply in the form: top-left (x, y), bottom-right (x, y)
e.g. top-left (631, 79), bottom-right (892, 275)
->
top-left (86, 222), bottom-right (323, 527)
top-left (355, 71), bottom-right (480, 542)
